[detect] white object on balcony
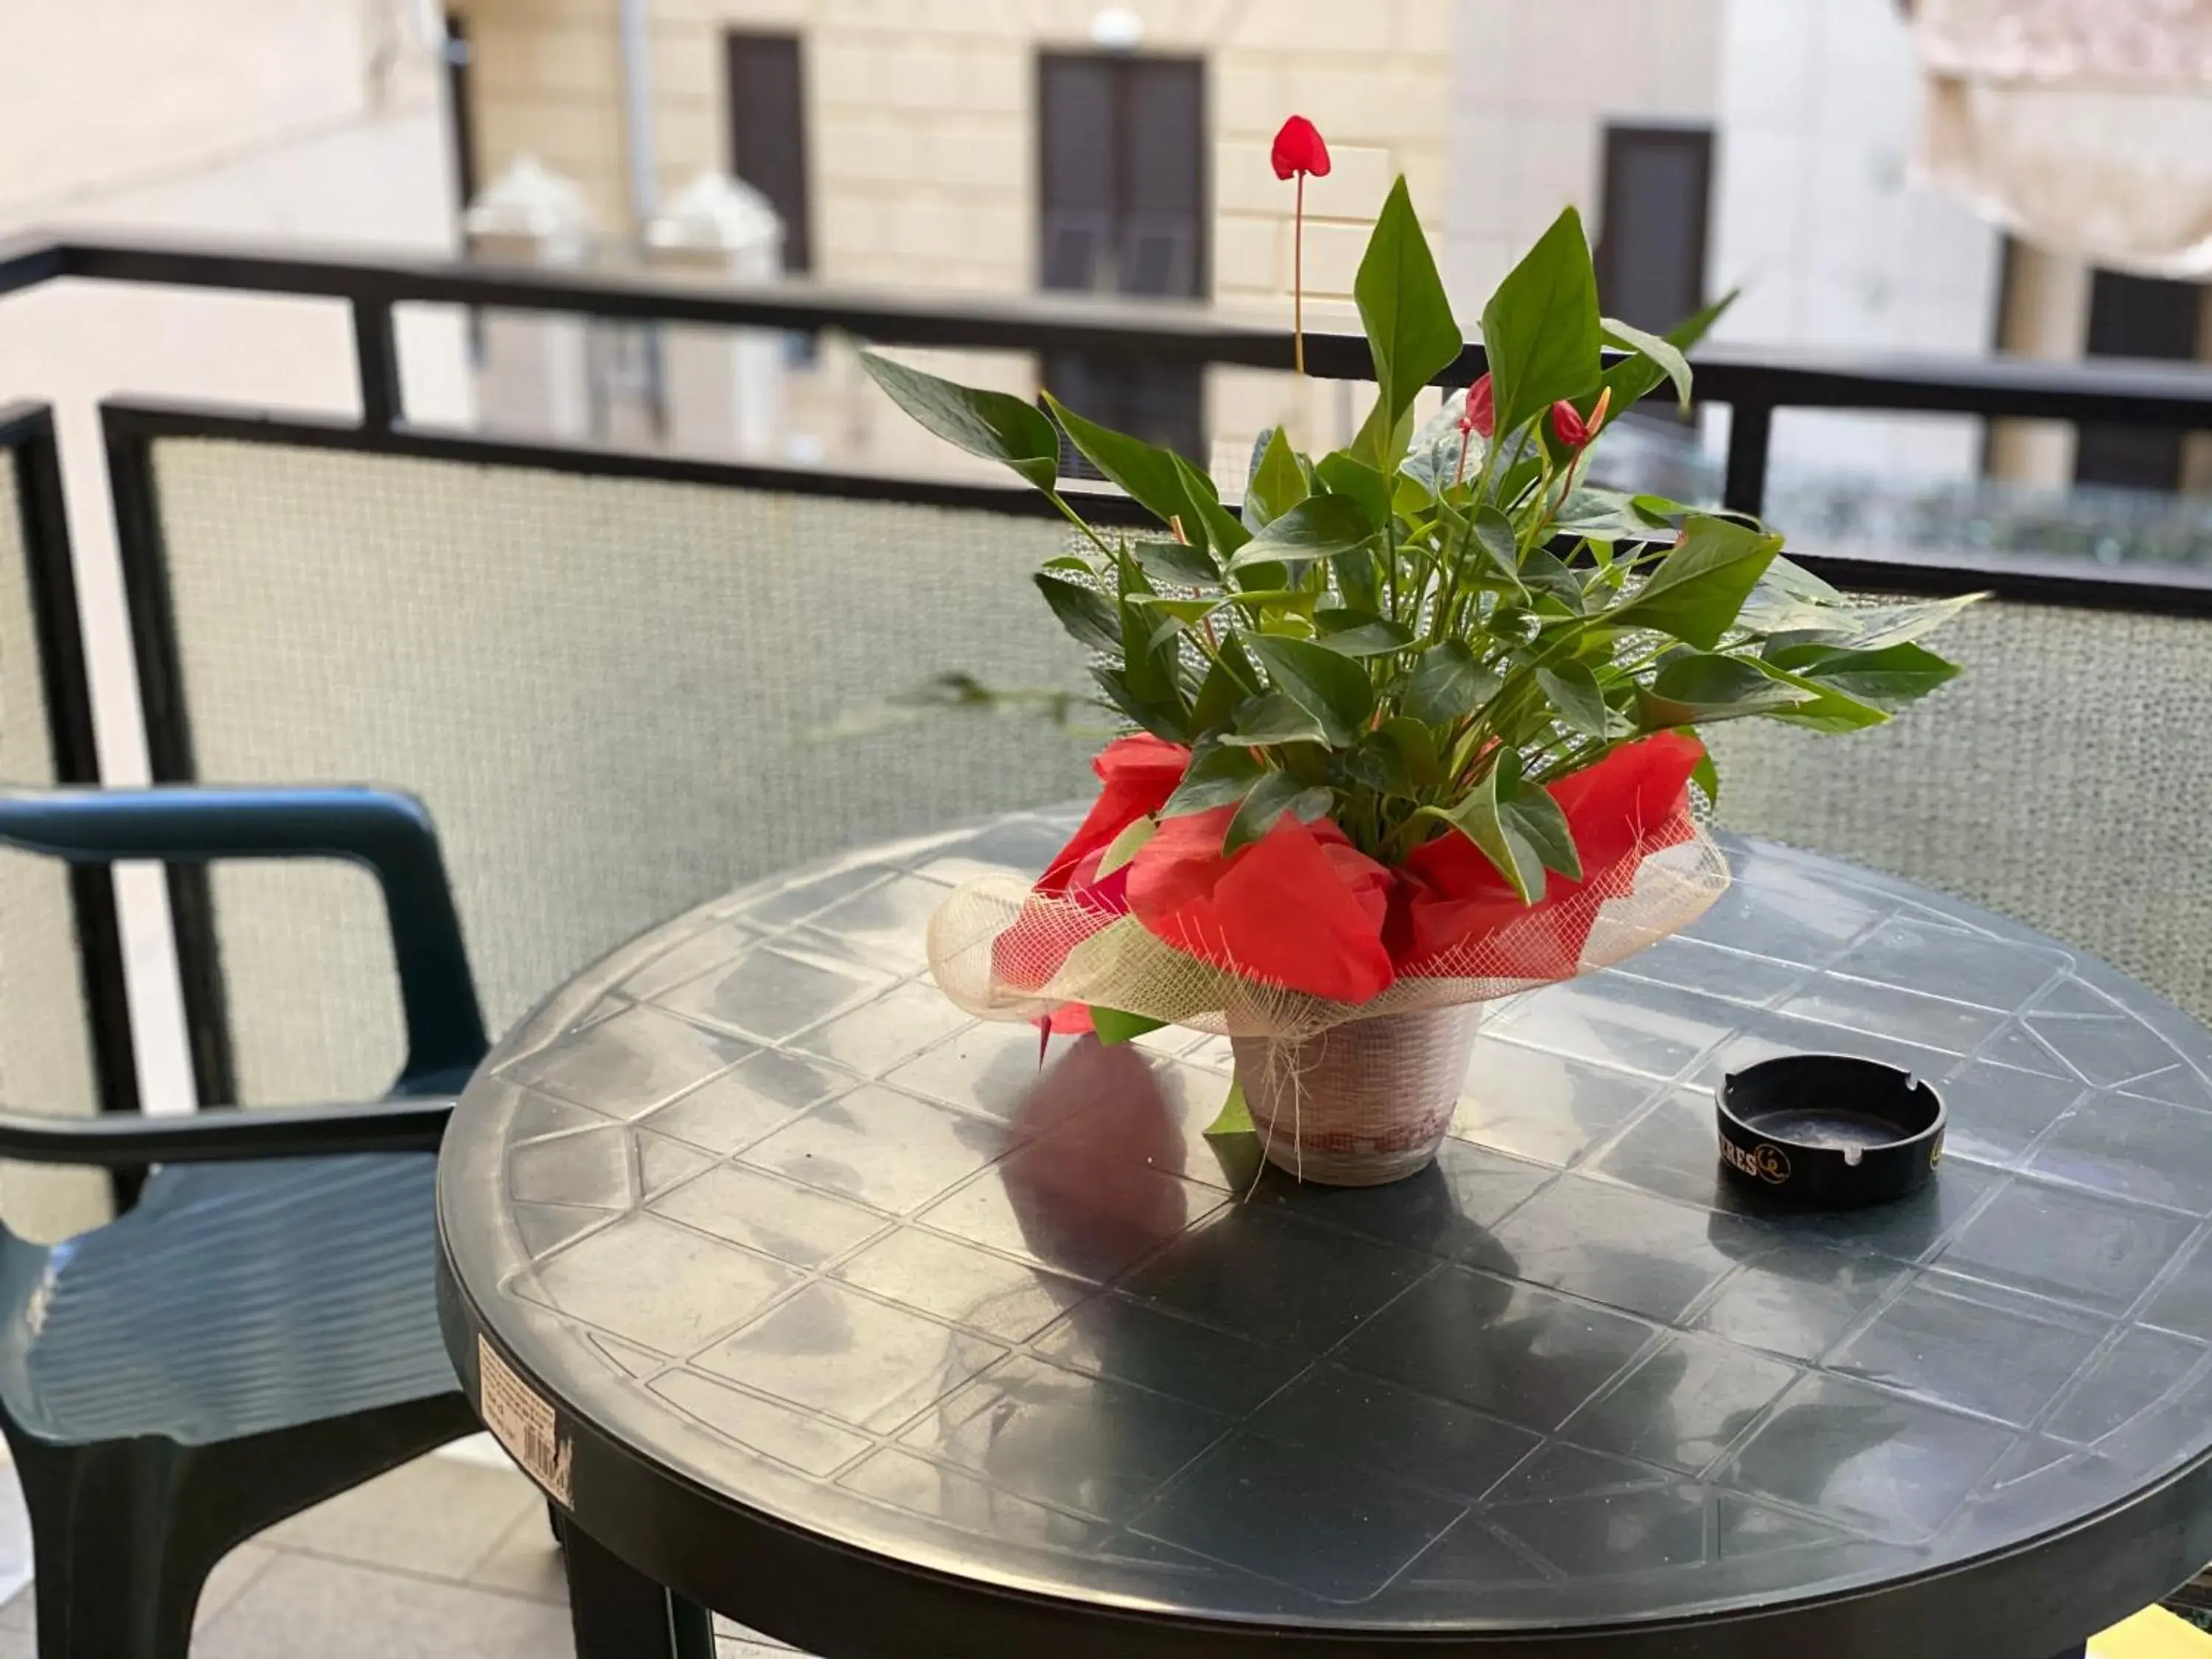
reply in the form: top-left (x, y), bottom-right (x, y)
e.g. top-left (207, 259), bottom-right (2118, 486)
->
top-left (464, 156), bottom-right (595, 439)
top-left (644, 171), bottom-right (787, 460)
top-left (1913, 0), bottom-right (2212, 277)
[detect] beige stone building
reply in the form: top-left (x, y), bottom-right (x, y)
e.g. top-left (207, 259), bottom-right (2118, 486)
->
top-left (452, 0), bottom-right (1458, 472)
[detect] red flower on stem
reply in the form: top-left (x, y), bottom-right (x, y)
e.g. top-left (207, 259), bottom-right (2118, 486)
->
top-left (1270, 115), bottom-right (1331, 180)
top-left (1550, 386), bottom-right (1613, 452)
top-left (1272, 115), bottom-right (1332, 376)
top-left (1454, 372), bottom-right (1495, 485)
top-left (1460, 372), bottom-right (1495, 439)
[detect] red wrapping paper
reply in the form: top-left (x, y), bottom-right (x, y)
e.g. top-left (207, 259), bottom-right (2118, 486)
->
top-left (1004, 730), bottom-right (1705, 1006)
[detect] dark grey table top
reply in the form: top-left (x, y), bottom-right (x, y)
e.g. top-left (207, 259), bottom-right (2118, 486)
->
top-left (437, 810), bottom-right (2212, 1644)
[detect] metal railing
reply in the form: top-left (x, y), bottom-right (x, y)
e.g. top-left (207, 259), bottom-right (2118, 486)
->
top-left (17, 224), bottom-right (2212, 536)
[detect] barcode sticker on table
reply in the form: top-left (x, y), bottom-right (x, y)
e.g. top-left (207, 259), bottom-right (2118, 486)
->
top-left (478, 1334), bottom-right (573, 1507)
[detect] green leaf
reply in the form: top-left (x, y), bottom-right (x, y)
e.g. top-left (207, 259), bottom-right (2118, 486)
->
top-left (1690, 748), bottom-right (1720, 805)
top-left (1601, 316), bottom-right (1695, 413)
top-left (1555, 485), bottom-right (1674, 543)
top-left (1351, 394), bottom-right (1419, 474)
top-left (1245, 426), bottom-right (1309, 531)
top-left (1224, 770), bottom-right (1332, 855)
top-left (1171, 453), bottom-right (1252, 557)
top-left (1162, 742), bottom-right (1264, 816)
top-left (1354, 176), bottom-right (1464, 440)
top-left (1379, 714), bottom-right (1443, 787)
top-left (1130, 539), bottom-right (1221, 588)
top-left (1242, 633), bottom-right (1376, 746)
top-left (1503, 783), bottom-right (1582, 883)
top-left (1219, 689), bottom-right (1329, 748)
top-left (1225, 495), bottom-right (1377, 571)
top-left (1313, 453), bottom-right (1393, 532)
top-left (1203, 1079), bottom-right (1253, 1138)
top-left (1742, 661), bottom-right (1890, 734)
top-left (1469, 505), bottom-right (1521, 583)
top-left (1479, 207), bottom-right (1602, 444)
top-left (1747, 588), bottom-right (1983, 654)
top-left (1610, 515), bottom-right (1784, 649)
top-left (1315, 609), bottom-right (1416, 657)
top-left (1332, 545), bottom-right (1384, 614)
top-left (1537, 661), bottom-right (1610, 737)
top-left (1635, 653), bottom-right (1816, 728)
top-left (1041, 391), bottom-right (1192, 524)
top-left (860, 351), bottom-right (1057, 490)
top-left (1095, 814), bottom-right (1158, 876)
top-left (1340, 730), bottom-right (1413, 795)
top-left (1033, 572), bottom-right (1121, 655)
top-left (1829, 594), bottom-right (1983, 651)
top-left (1401, 640), bottom-right (1500, 726)
top-left (1189, 654), bottom-right (1248, 734)
top-left (1519, 547), bottom-right (1585, 613)
top-left (1092, 664), bottom-right (1186, 741)
top-left (1119, 577), bottom-right (1180, 709)
top-left (1599, 290), bottom-right (1736, 416)
top-left (1222, 588), bottom-right (1318, 618)
top-left (1091, 1006), bottom-right (1168, 1045)
top-left (1772, 641), bottom-right (1961, 708)
top-left (1424, 751), bottom-right (1557, 902)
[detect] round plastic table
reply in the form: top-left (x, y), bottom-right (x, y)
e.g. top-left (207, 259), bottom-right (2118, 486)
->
top-left (434, 810), bottom-right (2212, 1659)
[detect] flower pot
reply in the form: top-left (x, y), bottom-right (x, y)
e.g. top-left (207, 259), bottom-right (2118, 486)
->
top-left (1231, 1004), bottom-right (1482, 1186)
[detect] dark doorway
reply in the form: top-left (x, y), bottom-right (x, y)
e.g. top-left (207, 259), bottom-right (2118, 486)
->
top-left (1594, 125), bottom-right (1714, 335)
top-left (1036, 52), bottom-right (1206, 465)
top-left (726, 32), bottom-right (812, 274)
top-left (2075, 268), bottom-right (2202, 491)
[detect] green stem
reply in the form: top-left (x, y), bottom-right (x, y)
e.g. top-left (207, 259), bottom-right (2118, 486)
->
top-left (1045, 490), bottom-right (1119, 560)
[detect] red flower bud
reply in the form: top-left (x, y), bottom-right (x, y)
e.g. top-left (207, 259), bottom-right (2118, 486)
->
top-left (1270, 115), bottom-right (1332, 181)
top-left (1550, 386), bottom-right (1612, 451)
top-left (1458, 372), bottom-right (1495, 439)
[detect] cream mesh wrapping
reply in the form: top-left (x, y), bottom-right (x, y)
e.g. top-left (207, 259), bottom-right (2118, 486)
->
top-left (928, 820), bottom-right (1731, 1042)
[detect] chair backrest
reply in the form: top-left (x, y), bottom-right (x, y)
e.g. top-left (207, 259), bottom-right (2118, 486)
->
top-left (1709, 591), bottom-right (2212, 1028)
top-left (110, 411), bottom-right (1102, 1106)
top-left (0, 406), bottom-right (122, 1240)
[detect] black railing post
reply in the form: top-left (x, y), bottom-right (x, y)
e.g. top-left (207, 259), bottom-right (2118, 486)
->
top-left (352, 296), bottom-right (402, 431)
top-left (1723, 400), bottom-right (1773, 517)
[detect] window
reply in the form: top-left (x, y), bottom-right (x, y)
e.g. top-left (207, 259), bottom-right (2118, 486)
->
top-left (1036, 52), bottom-right (1206, 464)
top-left (1594, 125), bottom-right (1714, 335)
top-left (2075, 268), bottom-right (2202, 490)
top-left (726, 32), bottom-right (811, 274)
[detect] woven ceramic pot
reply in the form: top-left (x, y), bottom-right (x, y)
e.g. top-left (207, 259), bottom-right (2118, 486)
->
top-left (1231, 1004), bottom-right (1482, 1186)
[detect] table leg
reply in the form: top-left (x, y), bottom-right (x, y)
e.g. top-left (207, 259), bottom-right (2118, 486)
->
top-left (557, 1512), bottom-right (714, 1659)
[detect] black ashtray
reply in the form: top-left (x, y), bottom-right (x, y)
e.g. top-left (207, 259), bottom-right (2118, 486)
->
top-left (1716, 1055), bottom-right (1945, 1209)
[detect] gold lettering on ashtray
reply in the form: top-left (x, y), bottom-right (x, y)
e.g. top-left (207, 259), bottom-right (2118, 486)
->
top-left (1719, 1138), bottom-right (1792, 1185)
top-left (1930, 1135), bottom-right (1944, 1169)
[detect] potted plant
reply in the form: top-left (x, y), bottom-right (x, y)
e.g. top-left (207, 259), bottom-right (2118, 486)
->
top-left (860, 124), bottom-right (1971, 1186)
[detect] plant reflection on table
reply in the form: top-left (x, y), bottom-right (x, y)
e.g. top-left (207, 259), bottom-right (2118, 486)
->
top-left (908, 1038), bottom-right (1916, 1565)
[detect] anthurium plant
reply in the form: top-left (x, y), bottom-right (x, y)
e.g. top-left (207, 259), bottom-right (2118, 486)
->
top-left (861, 181), bottom-right (1971, 919)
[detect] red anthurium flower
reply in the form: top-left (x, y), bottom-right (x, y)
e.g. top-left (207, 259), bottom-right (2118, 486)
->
top-left (1550, 386), bottom-right (1613, 452)
top-left (1459, 373), bottom-right (1495, 439)
top-left (1273, 115), bottom-right (1331, 376)
top-left (1270, 114), bottom-right (1332, 180)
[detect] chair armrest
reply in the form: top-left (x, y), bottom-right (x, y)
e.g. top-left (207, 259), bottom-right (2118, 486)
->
top-left (0, 786), bottom-right (487, 1088)
top-left (0, 1097), bottom-right (452, 1165)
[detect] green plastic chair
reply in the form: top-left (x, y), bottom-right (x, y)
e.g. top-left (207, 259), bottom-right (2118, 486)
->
top-left (0, 785), bottom-right (487, 1658)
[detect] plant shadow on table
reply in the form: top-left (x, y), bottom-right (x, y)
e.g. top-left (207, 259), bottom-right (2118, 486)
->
top-left (937, 1040), bottom-right (1918, 1558)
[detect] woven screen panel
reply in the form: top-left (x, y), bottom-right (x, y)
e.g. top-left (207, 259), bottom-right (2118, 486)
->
top-left (0, 451), bottom-right (111, 1240)
top-left (148, 439), bottom-right (1099, 1106)
top-left (1710, 598), bottom-right (2212, 1024)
